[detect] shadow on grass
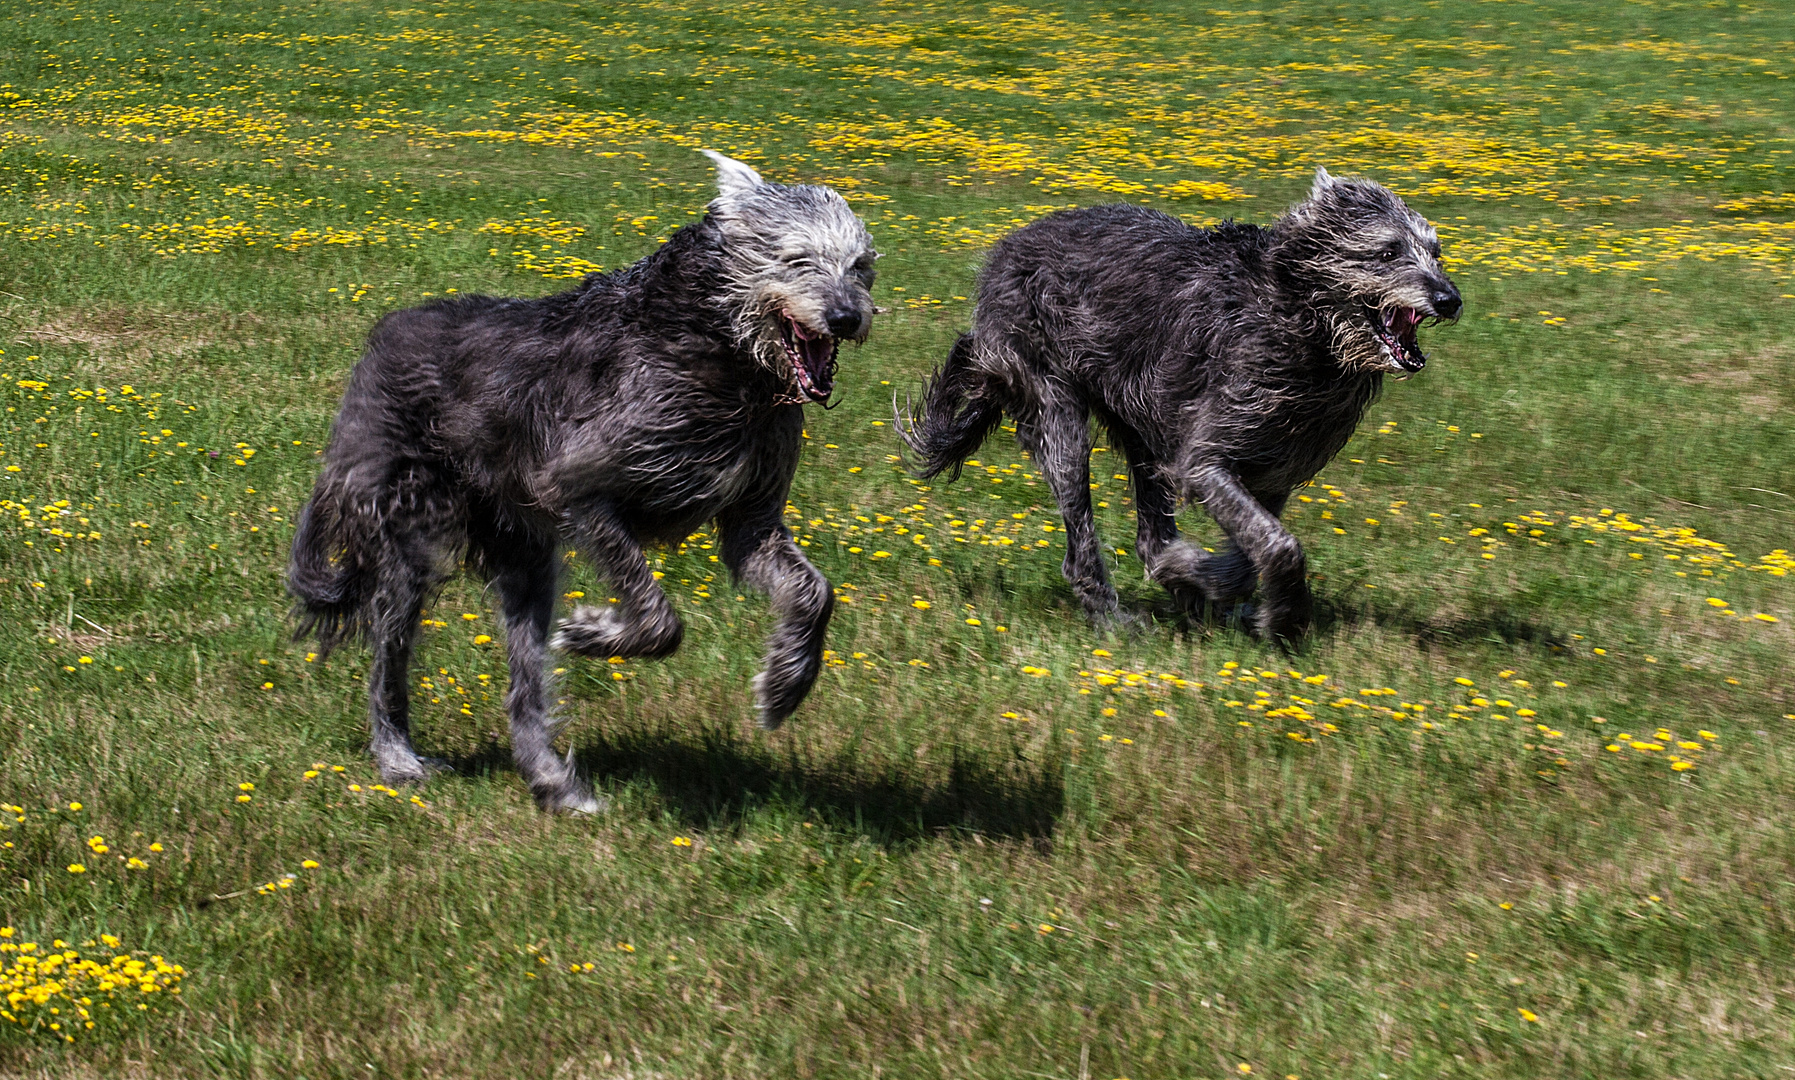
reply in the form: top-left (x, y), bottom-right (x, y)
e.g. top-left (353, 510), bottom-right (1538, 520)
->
top-left (1108, 583), bottom-right (1569, 653)
top-left (451, 728), bottom-right (1065, 848)
top-left (1314, 588), bottom-right (1570, 650)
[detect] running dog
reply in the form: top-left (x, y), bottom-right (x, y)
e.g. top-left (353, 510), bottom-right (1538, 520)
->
top-left (898, 168), bottom-right (1460, 642)
top-left (290, 152), bottom-right (877, 811)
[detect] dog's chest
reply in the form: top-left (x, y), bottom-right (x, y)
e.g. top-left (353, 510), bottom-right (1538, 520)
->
top-left (1213, 371), bottom-right (1375, 490)
top-left (551, 398), bottom-right (802, 530)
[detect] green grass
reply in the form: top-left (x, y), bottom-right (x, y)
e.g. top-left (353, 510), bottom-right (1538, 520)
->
top-left (1, 0), bottom-right (1793, 1075)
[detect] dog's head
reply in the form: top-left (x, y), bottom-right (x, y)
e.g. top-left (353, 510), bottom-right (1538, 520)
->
top-left (1277, 167), bottom-right (1462, 377)
top-left (702, 150), bottom-right (878, 403)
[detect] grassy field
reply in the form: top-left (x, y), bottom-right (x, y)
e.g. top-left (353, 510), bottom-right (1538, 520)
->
top-left (0, 0), bottom-right (1792, 1075)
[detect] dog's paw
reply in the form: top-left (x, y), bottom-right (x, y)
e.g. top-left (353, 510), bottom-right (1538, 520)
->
top-left (1189, 549), bottom-right (1257, 603)
top-left (516, 746), bottom-right (604, 814)
top-left (1254, 594), bottom-right (1313, 648)
top-left (1145, 541), bottom-right (1210, 597)
top-left (751, 665), bottom-right (814, 731)
top-left (373, 747), bottom-right (447, 787)
top-left (1092, 606), bottom-right (1149, 635)
top-left (553, 605), bottom-right (683, 659)
top-left (1072, 582), bottom-right (1122, 624)
top-left (1165, 583), bottom-right (1210, 617)
top-left (551, 605), bottom-right (628, 657)
top-left (1221, 600), bottom-right (1258, 633)
top-left (538, 784), bottom-right (606, 816)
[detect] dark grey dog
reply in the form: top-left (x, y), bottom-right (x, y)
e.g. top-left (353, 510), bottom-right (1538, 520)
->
top-left (289, 152), bottom-right (877, 812)
top-left (898, 168), bottom-right (1459, 642)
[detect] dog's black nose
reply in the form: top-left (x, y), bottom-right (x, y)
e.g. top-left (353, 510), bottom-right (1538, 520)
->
top-left (824, 307), bottom-right (864, 339)
top-left (1430, 289), bottom-right (1462, 319)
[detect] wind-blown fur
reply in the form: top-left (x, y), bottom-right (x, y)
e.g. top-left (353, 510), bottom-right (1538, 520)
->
top-left (898, 168), bottom-right (1461, 642)
top-left (290, 153), bottom-right (877, 812)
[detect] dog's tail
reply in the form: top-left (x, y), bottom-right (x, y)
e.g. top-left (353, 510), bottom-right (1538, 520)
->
top-left (896, 333), bottom-right (1005, 480)
top-left (286, 489), bottom-right (375, 658)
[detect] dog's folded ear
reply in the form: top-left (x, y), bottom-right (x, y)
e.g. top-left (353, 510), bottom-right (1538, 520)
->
top-left (1309, 166), bottom-right (1336, 200)
top-left (701, 149), bottom-right (765, 199)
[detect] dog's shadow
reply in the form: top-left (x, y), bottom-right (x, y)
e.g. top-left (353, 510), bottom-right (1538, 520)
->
top-left (1312, 588), bottom-right (1569, 650)
top-left (450, 727), bottom-right (1065, 846)
top-left (1122, 584), bottom-right (1569, 652)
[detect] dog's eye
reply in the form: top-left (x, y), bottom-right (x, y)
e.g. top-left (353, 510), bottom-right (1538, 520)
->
top-left (1377, 244), bottom-right (1403, 262)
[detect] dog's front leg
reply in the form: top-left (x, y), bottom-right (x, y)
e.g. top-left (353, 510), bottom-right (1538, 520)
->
top-left (551, 500), bottom-right (684, 660)
top-left (719, 507), bottom-right (833, 730)
top-left (1186, 464), bottom-right (1312, 644)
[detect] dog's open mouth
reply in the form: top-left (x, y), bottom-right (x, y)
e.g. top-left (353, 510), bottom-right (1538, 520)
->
top-left (1368, 305), bottom-right (1426, 373)
top-left (778, 314), bottom-right (838, 403)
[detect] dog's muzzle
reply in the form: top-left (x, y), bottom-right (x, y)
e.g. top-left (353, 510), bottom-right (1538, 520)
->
top-left (778, 313), bottom-right (839, 403)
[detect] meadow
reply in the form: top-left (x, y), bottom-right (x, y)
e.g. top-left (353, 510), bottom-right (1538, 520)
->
top-left (0, 0), bottom-right (1792, 1075)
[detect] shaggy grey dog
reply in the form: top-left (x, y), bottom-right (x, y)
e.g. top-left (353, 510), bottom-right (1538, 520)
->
top-left (289, 152), bottom-right (877, 813)
top-left (898, 168), bottom-right (1460, 642)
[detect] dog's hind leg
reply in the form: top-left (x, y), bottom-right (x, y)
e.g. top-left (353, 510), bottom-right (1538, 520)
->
top-left (1017, 400), bottom-right (1119, 623)
top-left (366, 558), bottom-right (439, 786)
top-left (491, 538), bottom-right (601, 815)
top-left (551, 501), bottom-right (683, 660)
top-left (719, 504), bottom-right (833, 731)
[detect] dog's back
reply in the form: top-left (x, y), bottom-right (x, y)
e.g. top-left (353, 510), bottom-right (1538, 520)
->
top-left (973, 204), bottom-right (1264, 393)
top-left (903, 204), bottom-right (1272, 480)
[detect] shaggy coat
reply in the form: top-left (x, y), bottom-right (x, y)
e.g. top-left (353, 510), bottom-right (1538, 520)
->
top-left (290, 154), bottom-right (877, 811)
top-left (899, 169), bottom-right (1460, 641)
